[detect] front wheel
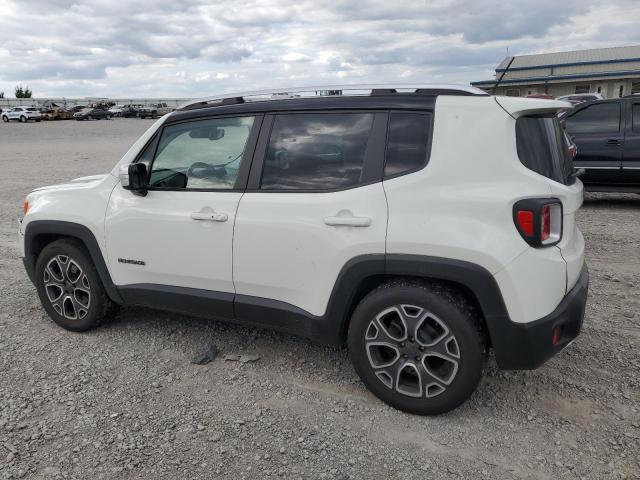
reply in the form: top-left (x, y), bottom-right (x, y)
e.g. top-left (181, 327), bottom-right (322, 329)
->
top-left (1, 116), bottom-right (8, 122)
top-left (348, 280), bottom-right (485, 415)
top-left (34, 239), bottom-right (117, 331)
top-left (20, 116), bottom-right (27, 123)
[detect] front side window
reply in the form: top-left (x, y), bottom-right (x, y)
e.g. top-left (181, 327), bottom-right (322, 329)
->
top-left (260, 113), bottom-right (374, 190)
top-left (148, 116), bottom-right (255, 190)
top-left (384, 113), bottom-right (431, 177)
top-left (565, 103), bottom-right (620, 134)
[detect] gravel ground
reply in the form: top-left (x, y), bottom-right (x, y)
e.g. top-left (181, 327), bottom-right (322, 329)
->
top-left (0, 119), bottom-right (638, 480)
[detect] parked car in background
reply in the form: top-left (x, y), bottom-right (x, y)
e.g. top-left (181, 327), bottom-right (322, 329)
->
top-left (2, 106), bottom-right (42, 123)
top-left (137, 103), bottom-right (174, 118)
top-left (19, 85), bottom-right (588, 415)
top-left (108, 105), bottom-right (128, 117)
top-left (123, 104), bottom-right (144, 118)
top-left (74, 108), bottom-right (112, 121)
top-left (562, 96), bottom-right (640, 192)
top-left (557, 93), bottom-right (604, 106)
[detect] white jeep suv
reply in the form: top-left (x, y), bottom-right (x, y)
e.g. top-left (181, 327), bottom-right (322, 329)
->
top-left (18, 85), bottom-right (588, 414)
top-left (2, 106), bottom-right (42, 122)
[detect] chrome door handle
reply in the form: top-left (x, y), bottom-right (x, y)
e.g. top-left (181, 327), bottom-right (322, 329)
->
top-left (324, 215), bottom-right (371, 227)
top-left (190, 211), bottom-right (228, 222)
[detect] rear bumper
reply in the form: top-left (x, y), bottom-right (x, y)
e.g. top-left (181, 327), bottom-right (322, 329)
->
top-left (490, 263), bottom-right (589, 370)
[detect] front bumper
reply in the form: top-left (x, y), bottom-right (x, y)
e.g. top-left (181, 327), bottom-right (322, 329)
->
top-left (489, 263), bottom-right (589, 370)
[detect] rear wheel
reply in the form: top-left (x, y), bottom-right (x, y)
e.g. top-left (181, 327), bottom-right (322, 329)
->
top-left (34, 239), bottom-right (117, 331)
top-left (20, 116), bottom-right (27, 123)
top-left (348, 280), bottom-right (485, 415)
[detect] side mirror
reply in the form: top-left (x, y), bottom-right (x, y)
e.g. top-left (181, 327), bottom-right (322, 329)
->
top-left (119, 163), bottom-right (148, 196)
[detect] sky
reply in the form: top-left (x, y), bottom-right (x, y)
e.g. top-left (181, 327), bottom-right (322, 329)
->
top-left (0, 0), bottom-right (639, 98)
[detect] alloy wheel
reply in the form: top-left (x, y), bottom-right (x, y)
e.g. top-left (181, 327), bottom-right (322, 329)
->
top-left (365, 304), bottom-right (460, 398)
top-left (43, 255), bottom-right (91, 320)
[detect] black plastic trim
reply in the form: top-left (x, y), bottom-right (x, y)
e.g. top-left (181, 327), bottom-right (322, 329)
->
top-left (119, 284), bottom-right (234, 320)
top-left (488, 264), bottom-right (588, 369)
top-left (23, 220), bottom-right (124, 304)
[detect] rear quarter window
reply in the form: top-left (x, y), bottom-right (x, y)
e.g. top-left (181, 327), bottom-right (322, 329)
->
top-left (384, 112), bottom-right (432, 177)
top-left (516, 116), bottom-right (573, 185)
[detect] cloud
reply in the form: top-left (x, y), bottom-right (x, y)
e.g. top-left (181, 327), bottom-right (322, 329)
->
top-left (0, 0), bottom-right (638, 97)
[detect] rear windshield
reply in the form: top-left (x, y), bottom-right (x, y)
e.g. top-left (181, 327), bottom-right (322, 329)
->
top-left (516, 115), bottom-right (573, 185)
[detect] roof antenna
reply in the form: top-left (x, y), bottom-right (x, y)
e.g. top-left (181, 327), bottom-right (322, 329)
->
top-left (492, 54), bottom-right (514, 95)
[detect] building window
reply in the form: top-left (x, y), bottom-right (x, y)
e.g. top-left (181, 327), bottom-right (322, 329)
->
top-left (632, 82), bottom-right (640, 94)
top-left (619, 85), bottom-right (624, 97)
top-left (506, 89), bottom-right (520, 97)
top-left (574, 85), bottom-right (590, 94)
top-left (597, 86), bottom-right (602, 94)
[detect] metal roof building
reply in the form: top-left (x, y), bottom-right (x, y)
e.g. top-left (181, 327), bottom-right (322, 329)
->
top-left (472, 45), bottom-right (640, 98)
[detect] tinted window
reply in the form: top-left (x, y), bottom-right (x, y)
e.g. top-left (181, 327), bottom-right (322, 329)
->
top-left (633, 104), bottom-right (640, 133)
top-left (516, 116), bottom-right (573, 185)
top-left (384, 113), bottom-right (431, 177)
top-left (565, 103), bottom-right (620, 134)
top-left (148, 116), bottom-right (255, 189)
top-left (260, 113), bottom-right (373, 190)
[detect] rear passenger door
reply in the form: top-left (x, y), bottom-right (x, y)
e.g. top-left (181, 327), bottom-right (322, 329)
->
top-left (564, 102), bottom-right (624, 185)
top-left (232, 112), bottom-right (388, 318)
top-left (622, 101), bottom-right (640, 184)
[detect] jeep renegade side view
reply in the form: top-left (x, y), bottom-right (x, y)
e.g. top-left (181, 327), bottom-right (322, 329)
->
top-left (19, 85), bottom-right (588, 415)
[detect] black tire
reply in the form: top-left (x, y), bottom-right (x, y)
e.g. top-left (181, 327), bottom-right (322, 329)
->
top-left (106, 115), bottom-right (111, 120)
top-left (20, 116), bottom-right (27, 123)
top-left (1, 116), bottom-right (8, 122)
top-left (347, 280), bottom-right (485, 415)
top-left (34, 239), bottom-right (117, 332)
top-left (36, 119), bottom-right (41, 122)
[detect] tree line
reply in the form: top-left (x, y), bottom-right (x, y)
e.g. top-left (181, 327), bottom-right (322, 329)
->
top-left (0, 85), bottom-right (34, 98)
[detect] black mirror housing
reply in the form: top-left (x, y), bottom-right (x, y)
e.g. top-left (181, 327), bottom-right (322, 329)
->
top-left (128, 163), bottom-right (148, 196)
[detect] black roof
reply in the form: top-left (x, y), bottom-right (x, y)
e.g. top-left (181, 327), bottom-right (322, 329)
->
top-left (166, 94), bottom-right (440, 124)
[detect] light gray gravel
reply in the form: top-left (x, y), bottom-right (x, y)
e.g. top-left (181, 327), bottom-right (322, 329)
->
top-left (0, 119), bottom-right (638, 479)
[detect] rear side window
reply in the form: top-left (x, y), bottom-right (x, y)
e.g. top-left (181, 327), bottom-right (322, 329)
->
top-left (516, 116), bottom-right (573, 185)
top-left (565, 103), bottom-right (620, 134)
top-left (633, 104), bottom-right (640, 133)
top-left (384, 113), bottom-right (431, 177)
top-left (261, 113), bottom-right (374, 190)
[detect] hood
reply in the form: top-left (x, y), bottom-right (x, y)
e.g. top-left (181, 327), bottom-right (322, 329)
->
top-left (31, 174), bottom-right (109, 193)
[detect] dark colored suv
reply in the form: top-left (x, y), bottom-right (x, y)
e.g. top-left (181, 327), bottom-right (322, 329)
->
top-left (562, 97), bottom-right (640, 192)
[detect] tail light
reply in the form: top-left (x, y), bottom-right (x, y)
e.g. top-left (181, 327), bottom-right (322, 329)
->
top-left (568, 143), bottom-right (577, 160)
top-left (513, 199), bottom-right (562, 247)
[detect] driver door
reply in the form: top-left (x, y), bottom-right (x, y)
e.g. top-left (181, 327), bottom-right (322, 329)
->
top-left (105, 114), bottom-right (262, 316)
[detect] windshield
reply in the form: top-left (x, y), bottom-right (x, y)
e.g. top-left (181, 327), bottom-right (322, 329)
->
top-left (516, 115), bottom-right (574, 185)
